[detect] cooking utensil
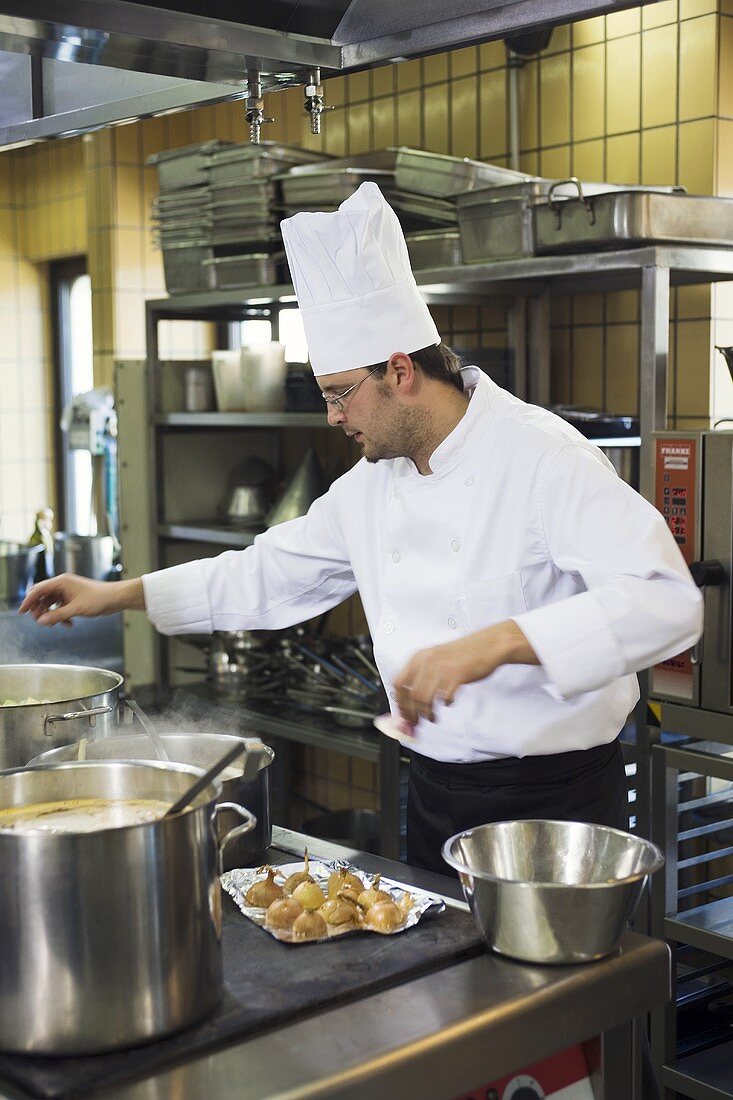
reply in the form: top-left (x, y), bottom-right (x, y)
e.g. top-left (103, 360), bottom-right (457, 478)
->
top-left (0, 759), bottom-right (255, 1053)
top-left (267, 448), bottom-right (324, 527)
top-left (442, 819), bottom-right (664, 964)
top-left (126, 698), bottom-right (169, 761)
top-left (0, 664), bottom-right (123, 770)
top-left (28, 733), bottom-right (275, 868)
top-left (165, 740), bottom-right (251, 817)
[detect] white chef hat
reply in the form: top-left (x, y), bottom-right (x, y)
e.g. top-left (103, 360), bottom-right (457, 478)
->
top-left (280, 182), bottom-right (440, 377)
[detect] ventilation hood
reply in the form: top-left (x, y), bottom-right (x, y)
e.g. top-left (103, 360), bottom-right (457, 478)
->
top-left (0, 1), bottom-right (657, 149)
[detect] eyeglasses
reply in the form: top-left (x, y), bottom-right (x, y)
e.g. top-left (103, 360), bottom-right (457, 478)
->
top-left (322, 365), bottom-right (381, 413)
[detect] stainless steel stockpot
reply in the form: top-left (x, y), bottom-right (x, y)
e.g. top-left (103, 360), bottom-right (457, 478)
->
top-left (0, 759), bottom-right (255, 1054)
top-left (0, 664), bottom-right (124, 769)
top-left (29, 733), bottom-right (274, 868)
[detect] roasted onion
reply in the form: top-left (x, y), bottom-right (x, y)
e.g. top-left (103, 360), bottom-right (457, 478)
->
top-left (364, 899), bottom-right (405, 933)
top-left (292, 909), bottom-right (328, 941)
top-left (265, 896), bottom-right (303, 930)
top-left (357, 874), bottom-right (392, 911)
top-left (292, 879), bottom-right (326, 910)
top-left (282, 849), bottom-right (315, 895)
top-left (318, 894), bottom-right (362, 930)
top-left (327, 867), bottom-right (364, 899)
top-left (245, 866), bottom-right (284, 908)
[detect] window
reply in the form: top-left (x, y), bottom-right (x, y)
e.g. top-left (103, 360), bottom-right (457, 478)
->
top-left (51, 260), bottom-right (94, 534)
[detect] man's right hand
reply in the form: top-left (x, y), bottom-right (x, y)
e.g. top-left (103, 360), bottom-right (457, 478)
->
top-left (19, 575), bottom-right (146, 626)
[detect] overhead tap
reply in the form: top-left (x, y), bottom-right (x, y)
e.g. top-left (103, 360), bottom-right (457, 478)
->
top-left (245, 69), bottom-right (274, 145)
top-left (304, 69), bottom-right (333, 136)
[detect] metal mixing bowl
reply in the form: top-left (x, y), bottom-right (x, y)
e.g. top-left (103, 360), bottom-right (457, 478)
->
top-left (442, 819), bottom-right (664, 965)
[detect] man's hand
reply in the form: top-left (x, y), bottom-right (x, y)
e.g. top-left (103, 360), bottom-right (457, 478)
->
top-left (394, 620), bottom-right (538, 725)
top-left (19, 574), bottom-right (146, 627)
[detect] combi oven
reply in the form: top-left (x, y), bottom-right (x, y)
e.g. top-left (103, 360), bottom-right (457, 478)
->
top-left (650, 431), bottom-right (732, 732)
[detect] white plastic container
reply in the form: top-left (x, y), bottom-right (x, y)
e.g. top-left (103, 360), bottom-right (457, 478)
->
top-left (211, 344), bottom-right (287, 412)
top-left (240, 344), bottom-right (287, 412)
top-left (211, 350), bottom-right (244, 411)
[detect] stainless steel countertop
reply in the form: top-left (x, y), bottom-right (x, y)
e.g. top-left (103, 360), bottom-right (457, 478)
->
top-left (0, 828), bottom-right (671, 1100)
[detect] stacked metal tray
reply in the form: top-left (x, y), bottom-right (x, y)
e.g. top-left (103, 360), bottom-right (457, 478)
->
top-left (149, 140), bottom-right (333, 293)
top-left (393, 148), bottom-right (531, 197)
top-left (280, 167), bottom-right (457, 228)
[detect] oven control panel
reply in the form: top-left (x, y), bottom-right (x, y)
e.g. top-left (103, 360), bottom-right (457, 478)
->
top-left (651, 436), bottom-right (699, 703)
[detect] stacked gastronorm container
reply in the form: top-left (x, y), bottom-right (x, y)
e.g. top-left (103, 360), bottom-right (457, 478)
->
top-left (148, 141), bottom-right (330, 293)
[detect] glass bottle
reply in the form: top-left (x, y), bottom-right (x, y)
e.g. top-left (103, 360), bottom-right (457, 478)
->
top-left (28, 507), bottom-right (55, 582)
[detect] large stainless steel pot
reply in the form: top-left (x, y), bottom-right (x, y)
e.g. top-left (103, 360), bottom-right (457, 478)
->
top-left (0, 759), bottom-right (255, 1054)
top-left (54, 533), bottom-right (116, 580)
top-left (0, 664), bottom-right (124, 769)
top-left (0, 541), bottom-right (42, 609)
top-left (29, 733), bottom-right (274, 868)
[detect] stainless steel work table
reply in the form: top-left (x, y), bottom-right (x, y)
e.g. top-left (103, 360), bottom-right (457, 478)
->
top-left (0, 828), bottom-right (670, 1100)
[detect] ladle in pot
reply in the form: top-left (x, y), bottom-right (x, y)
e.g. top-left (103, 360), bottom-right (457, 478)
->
top-left (164, 738), bottom-right (267, 818)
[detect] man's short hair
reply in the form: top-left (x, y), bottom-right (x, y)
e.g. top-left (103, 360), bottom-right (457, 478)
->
top-left (368, 344), bottom-right (465, 392)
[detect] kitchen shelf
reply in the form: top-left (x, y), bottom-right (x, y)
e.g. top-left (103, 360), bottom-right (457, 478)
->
top-left (665, 898), bottom-right (733, 960)
top-left (157, 522), bottom-right (262, 546)
top-left (156, 412), bottom-right (326, 428)
top-left (663, 1036), bottom-right (733, 1100)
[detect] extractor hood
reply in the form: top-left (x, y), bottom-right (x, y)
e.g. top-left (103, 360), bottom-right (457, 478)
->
top-left (0, 0), bottom-right (659, 149)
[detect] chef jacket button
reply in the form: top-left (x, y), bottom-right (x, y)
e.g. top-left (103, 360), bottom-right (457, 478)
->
top-left (392, 551), bottom-right (401, 563)
top-left (450, 539), bottom-right (460, 553)
top-left (448, 617), bottom-right (457, 629)
top-left (465, 475), bottom-right (475, 486)
top-left (384, 622), bottom-right (395, 634)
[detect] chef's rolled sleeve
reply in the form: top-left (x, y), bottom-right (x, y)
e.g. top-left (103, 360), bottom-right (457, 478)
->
top-left (143, 560), bottom-right (213, 634)
top-left (513, 442), bottom-right (703, 699)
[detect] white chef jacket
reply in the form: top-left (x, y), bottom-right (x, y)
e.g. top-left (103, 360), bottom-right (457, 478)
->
top-left (144, 368), bottom-right (702, 763)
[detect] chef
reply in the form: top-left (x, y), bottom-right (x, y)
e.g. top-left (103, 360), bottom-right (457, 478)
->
top-left (21, 182), bottom-right (703, 873)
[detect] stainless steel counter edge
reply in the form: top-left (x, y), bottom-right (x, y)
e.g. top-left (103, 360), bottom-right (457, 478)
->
top-left (0, 829), bottom-right (671, 1100)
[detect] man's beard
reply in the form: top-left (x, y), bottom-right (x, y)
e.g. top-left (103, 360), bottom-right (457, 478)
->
top-left (362, 404), bottom-right (431, 464)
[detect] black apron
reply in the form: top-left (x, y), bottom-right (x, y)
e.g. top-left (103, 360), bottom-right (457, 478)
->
top-left (407, 738), bottom-right (628, 875)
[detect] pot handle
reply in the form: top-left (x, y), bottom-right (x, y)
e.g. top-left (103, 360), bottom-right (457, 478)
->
top-left (214, 801), bottom-right (257, 874)
top-left (44, 706), bottom-right (112, 736)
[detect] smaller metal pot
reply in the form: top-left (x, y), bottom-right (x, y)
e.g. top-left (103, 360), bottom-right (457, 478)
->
top-left (0, 542), bottom-right (42, 609)
top-left (0, 664), bottom-right (124, 770)
top-left (29, 732), bottom-right (274, 868)
top-left (54, 534), bottom-right (116, 580)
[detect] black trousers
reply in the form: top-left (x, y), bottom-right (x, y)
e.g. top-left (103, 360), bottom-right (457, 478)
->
top-left (407, 738), bottom-right (629, 875)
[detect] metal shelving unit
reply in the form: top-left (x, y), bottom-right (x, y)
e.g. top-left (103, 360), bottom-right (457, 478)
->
top-left (652, 740), bottom-right (733, 1098)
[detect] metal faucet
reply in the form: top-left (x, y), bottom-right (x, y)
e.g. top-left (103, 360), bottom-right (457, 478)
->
top-left (304, 69), bottom-right (333, 135)
top-left (245, 69), bottom-right (274, 144)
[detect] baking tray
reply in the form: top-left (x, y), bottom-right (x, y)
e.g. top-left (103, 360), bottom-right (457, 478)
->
top-left (405, 229), bottom-right (462, 269)
top-left (147, 141), bottom-right (231, 191)
top-left (203, 252), bottom-right (284, 290)
top-left (209, 179), bottom-right (280, 206)
top-left (394, 148), bottom-right (531, 197)
top-left (534, 190), bottom-right (733, 252)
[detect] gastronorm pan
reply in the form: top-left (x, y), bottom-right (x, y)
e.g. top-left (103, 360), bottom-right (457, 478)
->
top-left (279, 168), bottom-right (396, 205)
top-left (161, 241), bottom-right (216, 293)
top-left (405, 229), bottom-right (462, 269)
top-left (147, 141), bottom-right (231, 191)
top-left (394, 148), bottom-right (531, 197)
top-left (534, 187), bottom-right (733, 252)
top-left (203, 252), bottom-right (284, 290)
top-left (209, 142), bottom-right (330, 186)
